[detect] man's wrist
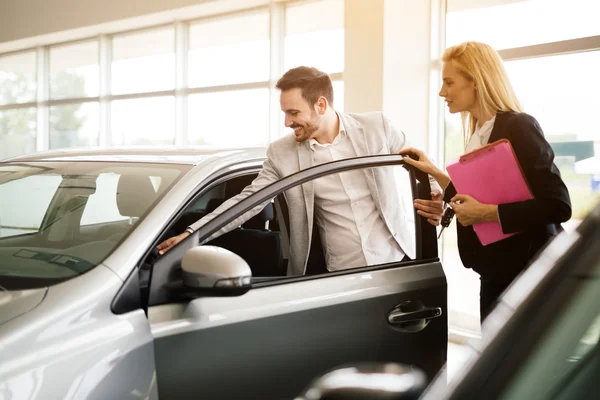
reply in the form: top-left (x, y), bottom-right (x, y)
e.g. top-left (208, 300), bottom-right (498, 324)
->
top-left (184, 227), bottom-right (194, 235)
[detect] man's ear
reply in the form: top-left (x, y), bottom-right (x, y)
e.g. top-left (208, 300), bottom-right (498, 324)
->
top-left (315, 96), bottom-right (328, 115)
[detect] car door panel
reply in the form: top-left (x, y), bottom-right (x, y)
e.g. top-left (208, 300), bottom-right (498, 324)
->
top-left (151, 260), bottom-right (446, 399)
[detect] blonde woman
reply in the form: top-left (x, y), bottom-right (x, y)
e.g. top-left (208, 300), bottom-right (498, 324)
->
top-left (401, 41), bottom-right (571, 322)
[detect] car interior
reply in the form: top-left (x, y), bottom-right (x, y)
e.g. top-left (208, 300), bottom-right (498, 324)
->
top-left (161, 173), bottom-right (292, 278)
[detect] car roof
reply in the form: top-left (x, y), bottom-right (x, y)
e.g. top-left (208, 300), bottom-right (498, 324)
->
top-left (1, 146), bottom-right (268, 165)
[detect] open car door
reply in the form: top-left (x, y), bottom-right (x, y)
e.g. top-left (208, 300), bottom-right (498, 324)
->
top-left (147, 155), bottom-right (447, 399)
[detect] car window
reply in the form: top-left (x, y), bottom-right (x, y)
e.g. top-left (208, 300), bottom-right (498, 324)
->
top-left (0, 161), bottom-right (189, 289)
top-left (498, 259), bottom-right (600, 400)
top-left (180, 163), bottom-right (417, 278)
top-left (0, 175), bottom-right (62, 238)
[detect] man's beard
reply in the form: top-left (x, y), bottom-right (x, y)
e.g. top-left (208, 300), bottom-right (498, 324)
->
top-left (291, 117), bottom-right (320, 143)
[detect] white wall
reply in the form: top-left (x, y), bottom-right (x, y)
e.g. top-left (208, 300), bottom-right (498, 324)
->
top-left (344, 0), bottom-right (437, 152)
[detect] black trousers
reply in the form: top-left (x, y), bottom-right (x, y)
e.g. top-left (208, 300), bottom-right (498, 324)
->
top-left (479, 278), bottom-right (513, 323)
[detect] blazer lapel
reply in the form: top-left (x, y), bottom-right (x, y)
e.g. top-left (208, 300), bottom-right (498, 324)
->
top-left (341, 113), bottom-right (382, 207)
top-left (488, 112), bottom-right (508, 143)
top-left (297, 142), bottom-right (315, 236)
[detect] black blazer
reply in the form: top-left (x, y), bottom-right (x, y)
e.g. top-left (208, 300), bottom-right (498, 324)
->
top-left (443, 112), bottom-right (572, 283)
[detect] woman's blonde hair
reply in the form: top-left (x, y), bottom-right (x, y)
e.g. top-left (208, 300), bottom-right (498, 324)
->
top-left (442, 41), bottom-right (522, 144)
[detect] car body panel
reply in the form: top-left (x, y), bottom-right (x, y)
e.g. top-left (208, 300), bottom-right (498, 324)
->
top-left (151, 261), bottom-right (447, 399)
top-left (0, 265), bottom-right (157, 400)
top-left (0, 288), bottom-right (46, 326)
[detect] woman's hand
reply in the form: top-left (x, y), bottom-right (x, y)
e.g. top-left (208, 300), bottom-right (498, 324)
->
top-left (399, 147), bottom-right (437, 175)
top-left (451, 194), bottom-right (499, 227)
top-left (399, 147), bottom-right (450, 188)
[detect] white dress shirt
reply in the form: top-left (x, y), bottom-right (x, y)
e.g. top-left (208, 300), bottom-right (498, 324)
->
top-left (465, 115), bottom-right (496, 153)
top-left (309, 113), bottom-right (406, 271)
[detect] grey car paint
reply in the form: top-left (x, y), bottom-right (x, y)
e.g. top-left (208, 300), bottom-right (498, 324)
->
top-left (0, 265), bottom-right (157, 400)
top-left (151, 261), bottom-right (446, 399)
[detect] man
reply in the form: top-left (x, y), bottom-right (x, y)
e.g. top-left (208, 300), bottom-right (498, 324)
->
top-left (158, 66), bottom-right (443, 275)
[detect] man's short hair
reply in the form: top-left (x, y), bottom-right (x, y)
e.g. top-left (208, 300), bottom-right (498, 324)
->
top-left (276, 66), bottom-right (334, 106)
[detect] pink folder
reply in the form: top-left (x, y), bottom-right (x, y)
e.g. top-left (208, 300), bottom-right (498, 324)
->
top-left (446, 139), bottom-right (534, 246)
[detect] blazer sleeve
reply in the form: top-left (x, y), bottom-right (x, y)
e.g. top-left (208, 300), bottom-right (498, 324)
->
top-left (382, 113), bottom-right (443, 195)
top-left (497, 114), bottom-right (572, 233)
top-left (187, 144), bottom-right (281, 240)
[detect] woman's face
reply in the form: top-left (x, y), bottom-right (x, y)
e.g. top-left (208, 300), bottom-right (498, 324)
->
top-left (439, 62), bottom-right (477, 114)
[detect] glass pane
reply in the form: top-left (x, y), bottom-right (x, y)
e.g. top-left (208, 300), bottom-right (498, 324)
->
top-left (188, 89), bottom-right (269, 146)
top-left (0, 51), bottom-right (36, 105)
top-left (0, 175), bottom-right (62, 238)
top-left (0, 162), bottom-right (186, 284)
top-left (49, 41), bottom-right (99, 100)
top-left (49, 102), bottom-right (99, 149)
top-left (285, 0), bottom-right (344, 73)
top-left (447, 0), bottom-right (600, 50)
top-left (0, 108), bottom-right (36, 160)
top-left (505, 51), bottom-right (600, 228)
top-left (189, 11), bottom-right (270, 87)
top-left (112, 27), bottom-right (175, 95)
top-left (111, 97), bottom-right (175, 145)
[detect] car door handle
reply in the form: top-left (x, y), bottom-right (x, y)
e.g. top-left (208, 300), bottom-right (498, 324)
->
top-left (387, 301), bottom-right (443, 333)
top-left (388, 307), bottom-right (442, 324)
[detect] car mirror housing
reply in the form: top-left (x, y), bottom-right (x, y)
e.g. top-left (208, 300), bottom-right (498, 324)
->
top-left (295, 363), bottom-right (427, 400)
top-left (181, 246), bottom-right (252, 296)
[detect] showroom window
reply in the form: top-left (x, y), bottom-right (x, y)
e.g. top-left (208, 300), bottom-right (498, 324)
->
top-left (0, 0), bottom-right (345, 158)
top-left (441, 0), bottom-right (600, 335)
top-left (112, 27), bottom-right (176, 95)
top-left (48, 40), bottom-right (100, 149)
top-left (0, 51), bottom-right (37, 159)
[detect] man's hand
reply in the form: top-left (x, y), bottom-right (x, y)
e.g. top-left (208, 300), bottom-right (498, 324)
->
top-left (451, 194), bottom-right (499, 227)
top-left (157, 231), bottom-right (191, 255)
top-left (414, 191), bottom-right (444, 226)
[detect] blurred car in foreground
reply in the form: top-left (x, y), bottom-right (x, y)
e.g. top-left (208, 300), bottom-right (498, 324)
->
top-left (0, 147), bottom-right (447, 399)
top-left (297, 203), bottom-right (600, 400)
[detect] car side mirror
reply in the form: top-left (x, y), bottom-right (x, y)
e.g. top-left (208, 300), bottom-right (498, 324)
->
top-left (181, 246), bottom-right (252, 296)
top-left (295, 363), bottom-right (426, 400)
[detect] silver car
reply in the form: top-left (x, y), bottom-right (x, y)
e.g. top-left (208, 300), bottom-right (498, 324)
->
top-left (0, 147), bottom-right (447, 399)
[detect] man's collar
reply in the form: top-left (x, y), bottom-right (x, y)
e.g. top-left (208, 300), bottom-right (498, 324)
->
top-left (309, 111), bottom-right (346, 151)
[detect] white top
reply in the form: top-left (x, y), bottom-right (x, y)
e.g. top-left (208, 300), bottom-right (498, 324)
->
top-left (309, 113), bottom-right (406, 271)
top-left (463, 114), bottom-right (503, 226)
top-left (465, 115), bottom-right (496, 153)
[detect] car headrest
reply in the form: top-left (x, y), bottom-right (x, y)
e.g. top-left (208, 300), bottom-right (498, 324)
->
top-left (117, 174), bottom-right (157, 218)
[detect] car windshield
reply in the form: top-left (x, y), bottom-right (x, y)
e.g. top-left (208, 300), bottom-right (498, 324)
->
top-left (0, 161), bottom-right (190, 289)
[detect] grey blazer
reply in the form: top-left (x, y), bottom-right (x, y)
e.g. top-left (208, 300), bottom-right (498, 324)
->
top-left (189, 111), bottom-right (440, 276)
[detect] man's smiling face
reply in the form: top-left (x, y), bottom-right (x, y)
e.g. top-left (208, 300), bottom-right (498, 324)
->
top-left (280, 88), bottom-right (322, 143)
